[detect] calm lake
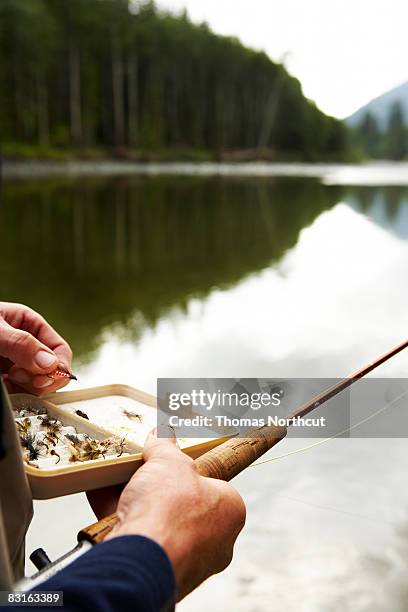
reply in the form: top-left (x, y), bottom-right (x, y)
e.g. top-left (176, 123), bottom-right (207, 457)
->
top-left (3, 164), bottom-right (408, 611)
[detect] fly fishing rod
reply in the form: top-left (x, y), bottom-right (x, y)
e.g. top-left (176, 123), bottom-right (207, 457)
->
top-left (81, 337), bottom-right (408, 542)
top-left (18, 337), bottom-right (408, 589)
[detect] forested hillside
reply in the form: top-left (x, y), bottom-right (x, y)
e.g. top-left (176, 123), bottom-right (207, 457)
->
top-left (0, 0), bottom-right (347, 160)
top-left (350, 101), bottom-right (408, 160)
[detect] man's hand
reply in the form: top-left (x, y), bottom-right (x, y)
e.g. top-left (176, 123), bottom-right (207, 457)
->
top-left (0, 302), bottom-right (73, 395)
top-left (104, 429), bottom-right (246, 601)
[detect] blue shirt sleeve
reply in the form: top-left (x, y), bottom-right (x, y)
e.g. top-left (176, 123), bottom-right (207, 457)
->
top-left (28, 535), bottom-right (176, 612)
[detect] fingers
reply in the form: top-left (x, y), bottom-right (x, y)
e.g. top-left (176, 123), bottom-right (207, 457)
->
top-left (6, 366), bottom-right (71, 396)
top-left (33, 315), bottom-right (73, 370)
top-left (0, 303), bottom-right (73, 384)
top-left (1, 304), bottom-right (72, 365)
top-left (0, 319), bottom-right (59, 373)
top-left (53, 345), bottom-right (73, 372)
top-left (143, 427), bottom-right (182, 463)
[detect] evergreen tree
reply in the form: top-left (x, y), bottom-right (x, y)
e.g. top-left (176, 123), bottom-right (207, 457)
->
top-left (0, 0), bottom-right (347, 160)
top-left (385, 101), bottom-right (407, 160)
top-left (359, 112), bottom-right (381, 158)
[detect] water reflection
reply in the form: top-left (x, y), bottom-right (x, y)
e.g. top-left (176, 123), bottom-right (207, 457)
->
top-left (2, 176), bottom-right (408, 375)
top-left (0, 176), bottom-right (340, 362)
top-left (4, 172), bottom-right (408, 612)
top-left (347, 186), bottom-right (408, 240)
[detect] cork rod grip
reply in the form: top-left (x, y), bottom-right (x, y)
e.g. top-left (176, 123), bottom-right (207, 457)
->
top-left (194, 424), bottom-right (287, 480)
top-left (79, 513), bottom-right (119, 544)
top-left (78, 424), bottom-right (287, 544)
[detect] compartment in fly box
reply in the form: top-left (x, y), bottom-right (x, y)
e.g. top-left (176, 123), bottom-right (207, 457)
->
top-left (11, 384), bottom-right (231, 499)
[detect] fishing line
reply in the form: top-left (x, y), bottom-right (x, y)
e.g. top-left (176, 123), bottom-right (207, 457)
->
top-left (280, 495), bottom-right (394, 526)
top-left (250, 388), bottom-right (408, 467)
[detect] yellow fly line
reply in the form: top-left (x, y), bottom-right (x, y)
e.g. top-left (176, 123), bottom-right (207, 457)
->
top-left (251, 387), bottom-right (408, 467)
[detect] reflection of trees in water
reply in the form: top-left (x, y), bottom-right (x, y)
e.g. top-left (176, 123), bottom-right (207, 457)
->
top-left (347, 186), bottom-right (408, 226)
top-left (383, 187), bottom-right (408, 222)
top-left (1, 176), bottom-right (340, 362)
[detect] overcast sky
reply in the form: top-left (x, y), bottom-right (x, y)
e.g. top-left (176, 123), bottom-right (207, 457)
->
top-left (157, 0), bottom-right (408, 119)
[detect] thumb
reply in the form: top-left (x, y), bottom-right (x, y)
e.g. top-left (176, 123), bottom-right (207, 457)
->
top-left (0, 320), bottom-right (58, 374)
top-left (143, 426), bottom-right (179, 462)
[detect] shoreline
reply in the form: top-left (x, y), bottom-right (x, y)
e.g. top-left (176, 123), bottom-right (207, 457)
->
top-left (2, 159), bottom-right (408, 186)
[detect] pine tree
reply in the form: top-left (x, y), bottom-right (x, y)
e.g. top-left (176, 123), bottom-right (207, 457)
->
top-left (359, 112), bottom-right (381, 158)
top-left (385, 101), bottom-right (407, 160)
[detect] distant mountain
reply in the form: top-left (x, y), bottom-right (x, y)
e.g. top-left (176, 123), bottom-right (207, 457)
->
top-left (346, 82), bottom-right (408, 131)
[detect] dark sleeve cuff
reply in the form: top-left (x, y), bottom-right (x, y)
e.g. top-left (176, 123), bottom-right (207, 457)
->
top-left (37, 535), bottom-right (176, 612)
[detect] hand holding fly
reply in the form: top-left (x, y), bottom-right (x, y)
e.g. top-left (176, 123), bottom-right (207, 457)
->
top-left (0, 302), bottom-right (74, 395)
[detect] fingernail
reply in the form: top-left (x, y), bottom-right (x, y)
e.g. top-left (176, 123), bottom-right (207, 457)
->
top-left (145, 428), bottom-right (157, 443)
top-left (34, 377), bottom-right (54, 389)
top-left (11, 369), bottom-right (30, 384)
top-left (35, 351), bottom-right (58, 369)
top-left (167, 425), bottom-right (176, 438)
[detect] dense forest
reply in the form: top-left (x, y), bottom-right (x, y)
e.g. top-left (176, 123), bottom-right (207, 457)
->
top-left (0, 0), bottom-right (348, 161)
top-left (352, 101), bottom-right (408, 160)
